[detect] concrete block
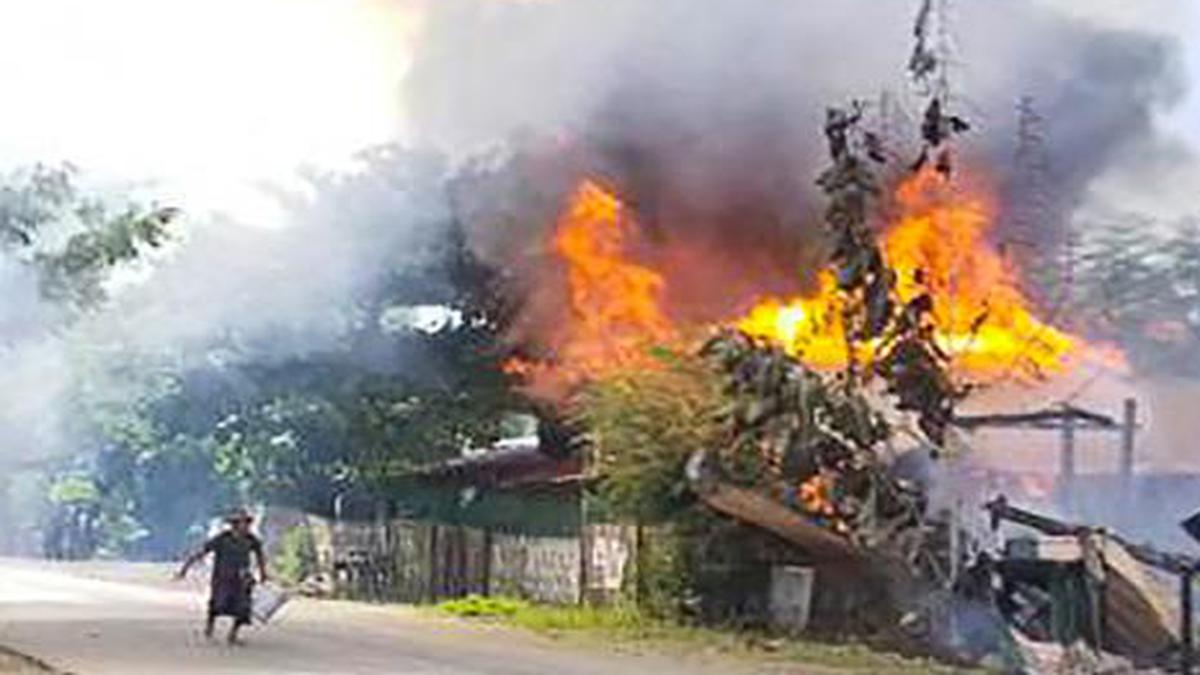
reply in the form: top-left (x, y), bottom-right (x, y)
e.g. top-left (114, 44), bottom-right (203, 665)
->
top-left (769, 565), bottom-right (814, 634)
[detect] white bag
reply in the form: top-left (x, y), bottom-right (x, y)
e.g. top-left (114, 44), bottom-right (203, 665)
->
top-left (251, 583), bottom-right (290, 624)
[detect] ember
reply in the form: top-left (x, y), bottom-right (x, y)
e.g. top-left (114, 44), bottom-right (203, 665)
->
top-left (798, 472), bottom-right (848, 533)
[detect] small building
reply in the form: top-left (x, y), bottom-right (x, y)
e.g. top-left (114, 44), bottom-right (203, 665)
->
top-left (391, 437), bottom-right (585, 536)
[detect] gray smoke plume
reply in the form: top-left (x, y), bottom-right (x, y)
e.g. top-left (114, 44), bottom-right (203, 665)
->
top-left (402, 0), bottom-right (1200, 531)
top-left (404, 0), bottom-right (1188, 318)
top-left (89, 148), bottom-right (450, 365)
top-left (0, 0), bottom-right (1192, 495)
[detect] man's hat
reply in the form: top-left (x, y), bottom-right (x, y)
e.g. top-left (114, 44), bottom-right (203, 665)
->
top-left (225, 507), bottom-right (254, 524)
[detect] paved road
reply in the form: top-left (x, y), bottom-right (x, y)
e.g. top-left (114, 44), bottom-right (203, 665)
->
top-left (0, 559), bottom-right (769, 675)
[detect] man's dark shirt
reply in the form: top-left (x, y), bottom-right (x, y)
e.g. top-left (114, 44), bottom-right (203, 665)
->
top-left (204, 530), bottom-right (263, 582)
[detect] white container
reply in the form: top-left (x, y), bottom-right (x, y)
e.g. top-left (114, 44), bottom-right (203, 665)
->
top-left (252, 583), bottom-right (291, 624)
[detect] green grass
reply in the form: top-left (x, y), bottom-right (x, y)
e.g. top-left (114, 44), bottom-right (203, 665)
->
top-left (436, 595), bottom-right (529, 618)
top-left (437, 595), bottom-right (650, 634)
top-left (436, 595), bottom-right (981, 673)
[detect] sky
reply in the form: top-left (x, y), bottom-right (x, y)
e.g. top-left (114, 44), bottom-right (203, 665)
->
top-left (0, 0), bottom-right (420, 224)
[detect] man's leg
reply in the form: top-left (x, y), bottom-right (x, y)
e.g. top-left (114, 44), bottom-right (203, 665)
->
top-left (227, 578), bottom-right (252, 645)
top-left (206, 585), bottom-right (220, 639)
top-left (227, 619), bottom-right (245, 645)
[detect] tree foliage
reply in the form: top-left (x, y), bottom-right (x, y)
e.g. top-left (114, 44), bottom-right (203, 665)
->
top-left (579, 348), bottom-right (726, 521)
top-left (42, 159), bottom-right (523, 556)
top-left (0, 164), bottom-right (177, 312)
top-left (1072, 217), bottom-right (1200, 376)
top-left (37, 204), bottom-right (176, 309)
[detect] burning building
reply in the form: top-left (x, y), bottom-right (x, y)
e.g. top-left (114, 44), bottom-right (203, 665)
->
top-left (411, 0), bottom-right (1200, 669)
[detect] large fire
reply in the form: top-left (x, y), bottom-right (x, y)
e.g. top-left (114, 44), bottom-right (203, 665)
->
top-left (510, 168), bottom-right (1115, 396)
top-left (739, 167), bottom-right (1077, 378)
top-left (504, 180), bottom-right (674, 397)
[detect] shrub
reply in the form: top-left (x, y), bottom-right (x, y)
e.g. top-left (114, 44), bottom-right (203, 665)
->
top-left (575, 348), bottom-right (726, 522)
top-left (275, 525), bottom-right (318, 585)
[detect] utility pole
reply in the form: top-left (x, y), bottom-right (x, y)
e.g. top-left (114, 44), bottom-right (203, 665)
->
top-left (1183, 568), bottom-right (1195, 675)
top-left (1059, 406), bottom-right (1076, 515)
top-left (1119, 398), bottom-right (1136, 484)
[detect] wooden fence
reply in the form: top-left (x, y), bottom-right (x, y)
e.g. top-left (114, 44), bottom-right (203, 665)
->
top-left (265, 510), bottom-right (636, 605)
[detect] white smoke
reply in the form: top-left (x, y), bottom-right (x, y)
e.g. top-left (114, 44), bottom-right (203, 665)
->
top-left (0, 0), bottom-right (1195, 481)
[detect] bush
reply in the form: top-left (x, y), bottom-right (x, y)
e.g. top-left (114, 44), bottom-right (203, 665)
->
top-left (575, 348), bottom-right (726, 522)
top-left (274, 525), bottom-right (318, 585)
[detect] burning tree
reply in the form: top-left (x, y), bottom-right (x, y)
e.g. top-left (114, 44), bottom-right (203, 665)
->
top-left (542, 104), bottom-right (982, 632)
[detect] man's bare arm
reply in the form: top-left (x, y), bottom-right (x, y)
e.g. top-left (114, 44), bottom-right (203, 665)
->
top-left (256, 545), bottom-right (269, 583)
top-left (176, 546), bottom-right (208, 579)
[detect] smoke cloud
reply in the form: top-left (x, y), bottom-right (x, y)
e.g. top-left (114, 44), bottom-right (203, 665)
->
top-left (395, 0), bottom-right (1191, 359)
top-left (0, 0), bottom-right (1194, 487)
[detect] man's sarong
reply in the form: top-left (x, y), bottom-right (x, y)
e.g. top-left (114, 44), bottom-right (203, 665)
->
top-left (209, 573), bottom-right (253, 625)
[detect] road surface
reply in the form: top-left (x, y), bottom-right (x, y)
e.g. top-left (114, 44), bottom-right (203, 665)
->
top-left (0, 559), bottom-right (772, 675)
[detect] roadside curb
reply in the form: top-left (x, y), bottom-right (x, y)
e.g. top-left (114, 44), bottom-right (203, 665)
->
top-left (0, 644), bottom-right (71, 674)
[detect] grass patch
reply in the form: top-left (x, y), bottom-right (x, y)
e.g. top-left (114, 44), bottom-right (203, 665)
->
top-left (435, 596), bottom-right (978, 673)
top-left (437, 595), bottom-right (529, 618)
top-left (438, 595), bottom-right (657, 636)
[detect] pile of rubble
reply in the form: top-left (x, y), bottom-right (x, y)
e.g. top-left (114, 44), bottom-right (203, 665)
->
top-left (677, 328), bottom-right (1198, 672)
top-left (688, 411), bottom-right (1199, 673)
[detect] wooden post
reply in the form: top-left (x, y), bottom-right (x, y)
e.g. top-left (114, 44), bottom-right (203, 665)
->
top-left (1182, 569), bottom-right (1194, 675)
top-left (1120, 398), bottom-right (1136, 483)
top-left (578, 516), bottom-right (589, 605)
top-left (1060, 411), bottom-right (1076, 514)
top-left (634, 523), bottom-right (644, 608)
top-left (482, 528), bottom-right (493, 597)
top-left (428, 524), bottom-right (440, 602)
top-left (578, 449), bottom-right (590, 605)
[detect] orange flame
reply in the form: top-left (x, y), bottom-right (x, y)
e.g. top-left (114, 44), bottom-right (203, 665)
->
top-left (512, 180), bottom-right (673, 396)
top-left (799, 472), bottom-right (837, 517)
top-left (511, 170), bottom-right (1122, 399)
top-left (798, 472), bottom-right (848, 533)
top-left (739, 167), bottom-right (1085, 379)
top-left (555, 180), bottom-right (671, 347)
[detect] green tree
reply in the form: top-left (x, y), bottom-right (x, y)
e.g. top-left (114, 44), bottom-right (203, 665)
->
top-left (1071, 216), bottom-right (1200, 376)
top-left (59, 150), bottom-right (523, 550)
top-left (0, 163), bottom-right (176, 312)
top-left (0, 164), bottom-right (180, 559)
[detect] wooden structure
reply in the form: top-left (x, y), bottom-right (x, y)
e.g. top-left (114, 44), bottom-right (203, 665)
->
top-left (953, 399), bottom-right (1139, 512)
top-left (987, 496), bottom-right (1197, 670)
top-left (685, 449), bottom-right (865, 563)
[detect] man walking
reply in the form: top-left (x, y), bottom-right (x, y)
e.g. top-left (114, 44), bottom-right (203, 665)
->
top-left (177, 507), bottom-right (269, 645)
